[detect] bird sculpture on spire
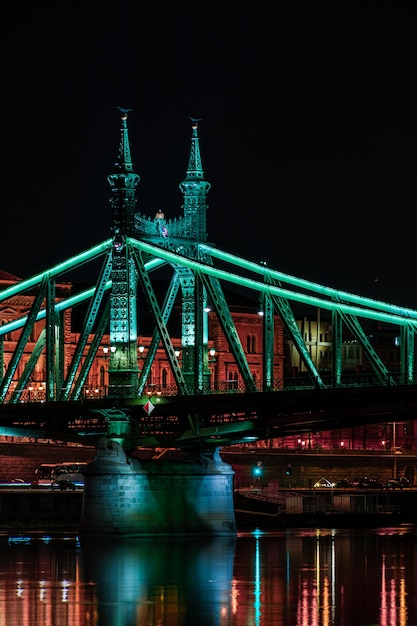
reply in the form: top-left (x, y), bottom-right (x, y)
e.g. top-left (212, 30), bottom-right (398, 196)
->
top-left (117, 106), bottom-right (133, 116)
top-left (188, 116), bottom-right (203, 126)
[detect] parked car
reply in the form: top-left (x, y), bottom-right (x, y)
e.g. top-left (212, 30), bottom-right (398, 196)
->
top-left (334, 479), bottom-right (353, 488)
top-left (50, 479), bottom-right (77, 491)
top-left (357, 477), bottom-right (385, 489)
top-left (386, 477), bottom-right (409, 489)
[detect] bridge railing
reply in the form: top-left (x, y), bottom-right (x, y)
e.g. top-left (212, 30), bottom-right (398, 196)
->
top-left (6, 370), bottom-right (417, 404)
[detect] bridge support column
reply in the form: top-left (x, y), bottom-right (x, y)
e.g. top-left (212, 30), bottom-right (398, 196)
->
top-left (79, 439), bottom-right (236, 537)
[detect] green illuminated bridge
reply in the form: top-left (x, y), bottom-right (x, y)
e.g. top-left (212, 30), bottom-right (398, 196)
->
top-left (2, 111), bottom-right (417, 454)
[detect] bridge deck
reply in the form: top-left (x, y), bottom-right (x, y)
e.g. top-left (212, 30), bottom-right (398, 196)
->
top-left (1, 383), bottom-right (416, 449)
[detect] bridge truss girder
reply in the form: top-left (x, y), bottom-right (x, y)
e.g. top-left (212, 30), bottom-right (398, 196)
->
top-left (401, 324), bottom-right (416, 384)
top-left (61, 252), bottom-right (113, 400)
top-left (269, 291), bottom-right (325, 390)
top-left (137, 272), bottom-right (181, 395)
top-left (333, 306), bottom-right (392, 386)
top-left (132, 247), bottom-right (188, 395)
top-left (2, 276), bottom-right (50, 403)
top-left (2, 236), bottom-right (417, 449)
top-left (200, 271), bottom-right (257, 393)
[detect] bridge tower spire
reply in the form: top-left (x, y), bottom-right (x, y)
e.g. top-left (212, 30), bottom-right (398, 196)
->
top-left (179, 118), bottom-right (211, 242)
top-left (108, 106), bottom-right (140, 238)
top-left (176, 119), bottom-right (212, 392)
top-left (106, 107), bottom-right (140, 403)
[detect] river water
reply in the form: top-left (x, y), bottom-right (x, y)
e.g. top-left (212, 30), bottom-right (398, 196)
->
top-left (1, 525), bottom-right (416, 625)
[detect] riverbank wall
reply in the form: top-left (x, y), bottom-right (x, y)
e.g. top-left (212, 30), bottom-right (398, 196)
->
top-left (221, 449), bottom-right (417, 489)
top-left (2, 443), bottom-right (417, 530)
top-left (1, 443), bottom-right (416, 487)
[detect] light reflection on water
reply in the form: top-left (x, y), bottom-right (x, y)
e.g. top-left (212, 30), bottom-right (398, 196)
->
top-left (1, 526), bottom-right (417, 625)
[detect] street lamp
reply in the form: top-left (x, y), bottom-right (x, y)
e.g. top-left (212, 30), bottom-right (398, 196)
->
top-left (253, 460), bottom-right (263, 487)
top-left (101, 345), bottom-right (116, 396)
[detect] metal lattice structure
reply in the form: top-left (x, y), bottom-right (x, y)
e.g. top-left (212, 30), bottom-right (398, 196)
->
top-left (1, 109), bottom-right (417, 450)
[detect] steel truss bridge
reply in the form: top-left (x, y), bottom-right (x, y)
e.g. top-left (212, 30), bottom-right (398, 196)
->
top-left (2, 111), bottom-right (417, 451)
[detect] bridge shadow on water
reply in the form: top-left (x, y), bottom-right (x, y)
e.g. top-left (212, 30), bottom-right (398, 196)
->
top-left (80, 535), bottom-right (236, 626)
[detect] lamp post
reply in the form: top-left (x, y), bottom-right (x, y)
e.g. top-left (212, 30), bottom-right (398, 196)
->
top-left (392, 421), bottom-right (397, 479)
top-left (102, 345), bottom-right (116, 395)
top-left (208, 347), bottom-right (217, 391)
top-left (138, 344), bottom-right (146, 380)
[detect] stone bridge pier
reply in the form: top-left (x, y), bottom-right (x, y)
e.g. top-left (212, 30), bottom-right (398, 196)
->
top-left (79, 439), bottom-right (237, 537)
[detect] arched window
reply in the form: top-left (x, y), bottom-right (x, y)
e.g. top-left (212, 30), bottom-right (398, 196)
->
top-left (162, 368), bottom-right (168, 388)
top-left (246, 334), bottom-right (256, 353)
top-left (99, 365), bottom-right (105, 387)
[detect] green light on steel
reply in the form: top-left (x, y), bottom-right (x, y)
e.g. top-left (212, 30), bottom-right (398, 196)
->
top-left (0, 239), bottom-right (114, 303)
top-left (201, 244), bottom-right (417, 321)
top-left (3, 234), bottom-right (417, 336)
top-left (0, 251), bottom-right (166, 336)
top-left (130, 238), bottom-right (417, 328)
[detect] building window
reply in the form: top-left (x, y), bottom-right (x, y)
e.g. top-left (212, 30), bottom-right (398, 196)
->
top-left (227, 371), bottom-right (239, 390)
top-left (246, 335), bottom-right (256, 354)
top-left (99, 365), bottom-right (105, 387)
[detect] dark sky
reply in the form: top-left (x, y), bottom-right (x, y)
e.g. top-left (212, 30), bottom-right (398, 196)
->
top-left (1, 2), bottom-right (416, 307)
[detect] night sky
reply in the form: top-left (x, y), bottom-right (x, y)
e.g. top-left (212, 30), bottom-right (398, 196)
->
top-left (1, 2), bottom-right (415, 307)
